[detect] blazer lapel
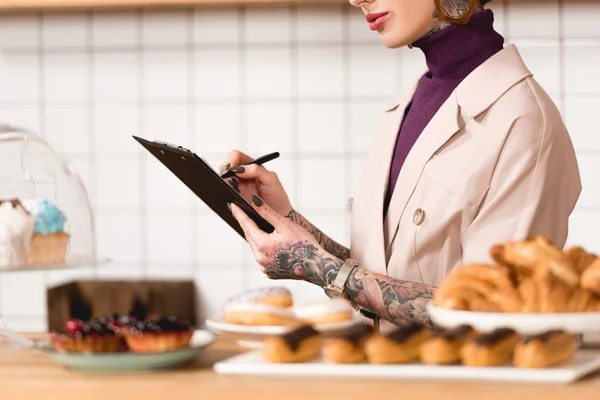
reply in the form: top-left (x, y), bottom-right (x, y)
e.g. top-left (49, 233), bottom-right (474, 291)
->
top-left (383, 93), bottom-right (461, 260)
top-left (350, 93), bottom-right (413, 275)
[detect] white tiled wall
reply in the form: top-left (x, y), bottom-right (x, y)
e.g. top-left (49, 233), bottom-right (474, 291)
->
top-left (0, 1), bottom-right (597, 332)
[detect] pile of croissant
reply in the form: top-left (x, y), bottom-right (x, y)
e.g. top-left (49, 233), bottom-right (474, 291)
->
top-left (434, 236), bottom-right (600, 313)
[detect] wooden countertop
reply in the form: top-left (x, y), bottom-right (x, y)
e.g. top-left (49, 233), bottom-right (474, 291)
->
top-left (1, 335), bottom-right (600, 400)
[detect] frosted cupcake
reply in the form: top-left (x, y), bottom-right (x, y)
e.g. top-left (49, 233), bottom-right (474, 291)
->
top-left (0, 199), bottom-right (35, 269)
top-left (22, 199), bottom-right (70, 265)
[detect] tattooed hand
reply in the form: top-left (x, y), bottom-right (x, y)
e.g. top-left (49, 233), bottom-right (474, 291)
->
top-left (229, 195), bottom-right (341, 286)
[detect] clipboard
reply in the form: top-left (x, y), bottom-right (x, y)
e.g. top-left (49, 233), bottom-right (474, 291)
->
top-left (133, 136), bottom-right (275, 239)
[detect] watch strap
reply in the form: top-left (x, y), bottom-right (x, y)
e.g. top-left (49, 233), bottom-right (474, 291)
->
top-left (333, 259), bottom-right (359, 292)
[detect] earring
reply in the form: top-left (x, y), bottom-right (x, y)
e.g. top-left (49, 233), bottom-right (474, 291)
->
top-left (408, 44), bottom-right (413, 49)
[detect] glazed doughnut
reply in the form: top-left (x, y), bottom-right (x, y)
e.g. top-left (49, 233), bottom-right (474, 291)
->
top-left (223, 303), bottom-right (298, 326)
top-left (518, 276), bottom-right (573, 313)
top-left (262, 325), bottom-right (321, 363)
top-left (323, 324), bottom-right (374, 364)
top-left (433, 264), bottom-right (522, 312)
top-left (490, 236), bottom-right (579, 287)
top-left (224, 286), bottom-right (293, 309)
top-left (364, 323), bottom-right (430, 364)
top-left (293, 299), bottom-right (354, 325)
top-left (565, 246), bottom-right (597, 274)
top-left (513, 331), bottom-right (576, 369)
top-left (581, 258), bottom-right (600, 296)
top-left (460, 328), bottom-right (519, 367)
top-left (419, 325), bottom-right (476, 365)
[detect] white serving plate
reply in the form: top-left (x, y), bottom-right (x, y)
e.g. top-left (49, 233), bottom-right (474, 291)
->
top-left (214, 349), bottom-right (600, 384)
top-left (427, 303), bottom-right (600, 335)
top-left (206, 315), bottom-right (363, 342)
top-left (37, 330), bottom-right (214, 372)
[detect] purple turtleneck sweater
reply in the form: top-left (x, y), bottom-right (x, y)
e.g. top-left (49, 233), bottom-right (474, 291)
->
top-left (383, 9), bottom-right (504, 215)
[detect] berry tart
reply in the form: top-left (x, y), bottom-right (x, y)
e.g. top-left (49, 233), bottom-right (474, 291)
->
top-left (122, 315), bottom-right (193, 353)
top-left (51, 318), bottom-right (123, 353)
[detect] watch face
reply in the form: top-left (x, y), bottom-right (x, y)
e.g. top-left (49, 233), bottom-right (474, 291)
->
top-left (324, 287), bottom-right (343, 300)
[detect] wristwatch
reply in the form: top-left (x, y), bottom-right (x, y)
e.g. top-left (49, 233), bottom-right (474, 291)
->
top-left (324, 258), bottom-right (359, 300)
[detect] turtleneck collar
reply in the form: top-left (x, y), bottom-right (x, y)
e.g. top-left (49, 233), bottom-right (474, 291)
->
top-left (412, 9), bottom-right (504, 80)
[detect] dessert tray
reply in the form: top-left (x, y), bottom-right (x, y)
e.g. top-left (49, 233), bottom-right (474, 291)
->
top-left (37, 329), bottom-right (215, 372)
top-left (214, 349), bottom-right (600, 384)
top-left (427, 303), bottom-right (600, 335)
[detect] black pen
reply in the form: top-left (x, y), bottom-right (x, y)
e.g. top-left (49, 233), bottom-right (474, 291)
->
top-left (221, 152), bottom-right (280, 179)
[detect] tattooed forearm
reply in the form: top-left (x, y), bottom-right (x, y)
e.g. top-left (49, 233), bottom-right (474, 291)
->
top-left (263, 241), bottom-right (435, 328)
top-left (345, 269), bottom-right (436, 329)
top-left (262, 241), bottom-right (342, 287)
top-left (285, 210), bottom-right (351, 261)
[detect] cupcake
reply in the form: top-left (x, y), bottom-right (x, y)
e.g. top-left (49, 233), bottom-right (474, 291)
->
top-left (122, 315), bottom-right (193, 353)
top-left (51, 318), bottom-right (123, 353)
top-left (0, 199), bottom-right (35, 269)
top-left (21, 199), bottom-right (70, 265)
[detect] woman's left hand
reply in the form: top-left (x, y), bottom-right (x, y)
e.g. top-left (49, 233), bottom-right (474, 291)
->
top-left (229, 195), bottom-right (338, 287)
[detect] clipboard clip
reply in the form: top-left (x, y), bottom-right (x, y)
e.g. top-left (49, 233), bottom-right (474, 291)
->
top-left (153, 140), bottom-right (191, 152)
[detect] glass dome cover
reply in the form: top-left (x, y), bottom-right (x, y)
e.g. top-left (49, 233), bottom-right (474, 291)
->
top-left (0, 124), bottom-right (106, 271)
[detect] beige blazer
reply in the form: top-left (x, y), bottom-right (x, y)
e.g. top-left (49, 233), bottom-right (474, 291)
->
top-left (350, 44), bottom-right (582, 289)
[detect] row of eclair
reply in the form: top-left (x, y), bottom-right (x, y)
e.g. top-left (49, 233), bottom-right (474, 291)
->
top-left (263, 322), bottom-right (577, 369)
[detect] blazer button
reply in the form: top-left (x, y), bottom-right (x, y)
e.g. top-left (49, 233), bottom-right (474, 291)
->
top-left (413, 208), bottom-right (425, 225)
top-left (347, 197), bottom-right (354, 212)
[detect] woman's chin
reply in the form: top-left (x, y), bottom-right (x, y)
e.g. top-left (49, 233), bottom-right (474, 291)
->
top-left (379, 33), bottom-right (412, 49)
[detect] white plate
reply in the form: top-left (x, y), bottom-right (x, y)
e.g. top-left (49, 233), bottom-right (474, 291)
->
top-left (37, 329), bottom-right (214, 372)
top-left (206, 315), bottom-right (363, 338)
top-left (214, 349), bottom-right (600, 384)
top-left (427, 303), bottom-right (600, 334)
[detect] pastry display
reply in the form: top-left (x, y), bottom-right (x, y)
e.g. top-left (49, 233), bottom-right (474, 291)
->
top-left (0, 199), bottom-right (35, 269)
top-left (224, 286), bottom-right (293, 309)
top-left (434, 236), bottom-right (600, 313)
top-left (50, 318), bottom-right (123, 353)
top-left (460, 328), bottom-right (519, 367)
top-left (513, 331), bottom-right (576, 368)
top-left (223, 302), bottom-right (299, 326)
top-left (364, 323), bottom-right (430, 364)
top-left (51, 314), bottom-right (193, 353)
top-left (293, 299), bottom-right (354, 325)
top-left (262, 324), bottom-right (321, 363)
top-left (419, 325), bottom-right (475, 365)
top-left (581, 258), bottom-right (600, 296)
top-left (21, 199), bottom-right (70, 265)
top-left (323, 323), bottom-right (374, 364)
top-left (122, 315), bottom-right (193, 353)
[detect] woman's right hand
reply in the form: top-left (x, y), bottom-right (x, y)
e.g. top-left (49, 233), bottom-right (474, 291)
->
top-left (220, 150), bottom-right (293, 217)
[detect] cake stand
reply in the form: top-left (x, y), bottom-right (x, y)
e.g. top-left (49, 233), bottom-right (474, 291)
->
top-left (0, 125), bottom-right (109, 353)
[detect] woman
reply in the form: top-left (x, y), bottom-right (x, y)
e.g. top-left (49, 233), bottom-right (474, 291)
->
top-left (221, 0), bottom-right (581, 330)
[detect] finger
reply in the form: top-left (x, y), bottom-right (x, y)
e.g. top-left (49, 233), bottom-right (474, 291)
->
top-left (227, 150), bottom-right (254, 169)
top-left (218, 161), bottom-right (231, 175)
top-left (249, 195), bottom-right (283, 226)
top-left (229, 164), bottom-right (279, 186)
top-left (230, 203), bottom-right (269, 241)
top-left (227, 177), bottom-right (240, 192)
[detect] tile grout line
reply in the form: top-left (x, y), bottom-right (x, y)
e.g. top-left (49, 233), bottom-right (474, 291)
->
top-left (342, 4), bottom-right (352, 244)
top-left (188, 8), bottom-right (198, 279)
top-left (239, 5), bottom-right (250, 290)
top-left (88, 10), bottom-right (98, 280)
top-left (136, 8), bottom-right (148, 278)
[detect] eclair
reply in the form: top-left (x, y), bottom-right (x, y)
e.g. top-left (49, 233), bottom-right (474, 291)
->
top-left (419, 325), bottom-right (475, 365)
top-left (460, 328), bottom-right (519, 367)
top-left (262, 324), bottom-right (321, 363)
top-left (513, 331), bottom-right (576, 369)
top-left (364, 323), bottom-right (430, 364)
top-left (323, 323), bottom-right (374, 364)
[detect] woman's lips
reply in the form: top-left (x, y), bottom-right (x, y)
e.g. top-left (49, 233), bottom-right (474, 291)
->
top-left (365, 12), bottom-right (389, 31)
